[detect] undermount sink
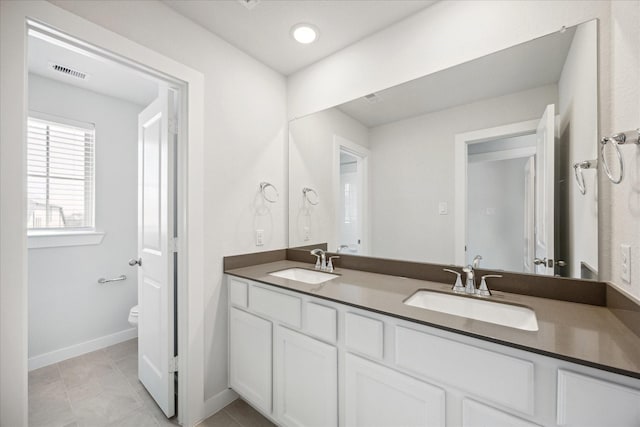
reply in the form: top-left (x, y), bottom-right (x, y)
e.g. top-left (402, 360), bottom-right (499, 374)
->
top-left (404, 290), bottom-right (539, 331)
top-left (269, 268), bottom-right (338, 285)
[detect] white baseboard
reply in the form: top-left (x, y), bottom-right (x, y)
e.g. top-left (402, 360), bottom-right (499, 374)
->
top-left (28, 328), bottom-right (138, 371)
top-left (196, 389), bottom-right (238, 426)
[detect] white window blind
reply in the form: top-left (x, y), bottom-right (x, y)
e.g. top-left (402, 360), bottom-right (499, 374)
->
top-left (27, 115), bottom-right (95, 230)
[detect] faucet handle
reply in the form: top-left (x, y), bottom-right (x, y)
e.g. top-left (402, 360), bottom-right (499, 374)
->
top-left (310, 249), bottom-right (324, 270)
top-left (478, 274), bottom-right (502, 297)
top-left (443, 269), bottom-right (465, 293)
top-left (327, 256), bottom-right (340, 272)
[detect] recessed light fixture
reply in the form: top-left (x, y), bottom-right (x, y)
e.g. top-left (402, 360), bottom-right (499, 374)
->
top-left (291, 23), bottom-right (319, 44)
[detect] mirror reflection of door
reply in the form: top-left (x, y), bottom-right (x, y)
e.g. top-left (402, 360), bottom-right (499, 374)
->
top-left (339, 150), bottom-right (363, 254)
top-left (466, 134), bottom-right (536, 273)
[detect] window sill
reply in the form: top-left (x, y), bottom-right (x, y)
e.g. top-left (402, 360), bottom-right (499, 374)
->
top-left (28, 230), bottom-right (105, 249)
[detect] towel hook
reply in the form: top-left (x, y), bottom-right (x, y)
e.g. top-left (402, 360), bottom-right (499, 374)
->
top-left (573, 159), bottom-right (597, 195)
top-left (302, 187), bottom-right (319, 205)
top-left (600, 129), bottom-right (640, 184)
top-left (259, 182), bottom-right (279, 203)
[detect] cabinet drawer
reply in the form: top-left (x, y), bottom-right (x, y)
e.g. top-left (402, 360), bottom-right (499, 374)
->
top-left (250, 285), bottom-right (302, 328)
top-left (395, 326), bottom-right (534, 415)
top-left (229, 277), bottom-right (248, 308)
top-left (462, 399), bottom-right (540, 427)
top-left (345, 312), bottom-right (384, 359)
top-left (557, 370), bottom-right (640, 426)
top-left (306, 302), bottom-right (337, 343)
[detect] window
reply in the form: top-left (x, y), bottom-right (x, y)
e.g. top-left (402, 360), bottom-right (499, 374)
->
top-left (27, 114), bottom-right (95, 231)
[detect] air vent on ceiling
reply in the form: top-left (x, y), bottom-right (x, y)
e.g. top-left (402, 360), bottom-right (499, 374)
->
top-left (363, 93), bottom-right (381, 103)
top-left (48, 62), bottom-right (88, 80)
top-left (237, 0), bottom-right (261, 10)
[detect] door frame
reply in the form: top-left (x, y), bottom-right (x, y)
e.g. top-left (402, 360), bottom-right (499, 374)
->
top-left (333, 135), bottom-right (370, 255)
top-left (453, 119), bottom-right (539, 266)
top-left (0, 3), bottom-right (205, 426)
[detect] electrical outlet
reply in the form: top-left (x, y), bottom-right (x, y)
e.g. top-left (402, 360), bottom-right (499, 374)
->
top-left (621, 244), bottom-right (631, 283)
top-left (256, 229), bottom-right (264, 246)
top-left (303, 226), bottom-right (310, 241)
top-left (438, 202), bottom-right (448, 215)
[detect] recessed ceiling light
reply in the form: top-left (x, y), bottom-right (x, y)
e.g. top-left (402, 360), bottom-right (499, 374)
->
top-left (291, 23), bottom-right (319, 44)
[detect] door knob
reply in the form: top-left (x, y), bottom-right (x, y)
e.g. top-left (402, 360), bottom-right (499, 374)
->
top-left (129, 258), bottom-right (142, 266)
top-left (556, 260), bottom-right (567, 267)
top-left (533, 257), bottom-right (547, 266)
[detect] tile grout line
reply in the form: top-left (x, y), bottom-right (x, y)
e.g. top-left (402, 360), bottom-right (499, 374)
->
top-left (222, 407), bottom-right (245, 427)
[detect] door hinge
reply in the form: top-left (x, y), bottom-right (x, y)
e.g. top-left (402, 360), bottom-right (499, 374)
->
top-left (169, 237), bottom-right (178, 253)
top-left (169, 356), bottom-right (179, 373)
top-left (168, 118), bottom-right (178, 135)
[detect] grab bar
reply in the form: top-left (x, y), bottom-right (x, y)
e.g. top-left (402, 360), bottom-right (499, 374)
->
top-left (98, 275), bottom-right (127, 284)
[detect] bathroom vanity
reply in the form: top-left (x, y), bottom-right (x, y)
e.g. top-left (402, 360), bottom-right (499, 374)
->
top-left (225, 258), bottom-right (640, 427)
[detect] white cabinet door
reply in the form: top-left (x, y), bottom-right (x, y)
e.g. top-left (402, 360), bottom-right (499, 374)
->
top-left (275, 326), bottom-right (338, 427)
top-left (345, 353), bottom-right (445, 427)
top-left (229, 307), bottom-right (272, 414)
top-left (462, 399), bottom-right (540, 427)
top-left (557, 370), bottom-right (640, 426)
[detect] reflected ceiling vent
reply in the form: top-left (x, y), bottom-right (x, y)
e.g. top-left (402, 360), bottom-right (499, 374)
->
top-left (237, 0), bottom-right (261, 10)
top-left (48, 62), bottom-right (88, 80)
top-left (363, 93), bottom-right (381, 103)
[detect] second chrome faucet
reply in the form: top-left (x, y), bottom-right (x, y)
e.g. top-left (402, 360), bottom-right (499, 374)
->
top-left (310, 249), bottom-right (340, 273)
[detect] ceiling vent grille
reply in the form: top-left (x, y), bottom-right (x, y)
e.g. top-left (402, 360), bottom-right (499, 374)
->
top-left (237, 0), bottom-right (261, 10)
top-left (363, 93), bottom-right (380, 103)
top-left (48, 63), bottom-right (88, 80)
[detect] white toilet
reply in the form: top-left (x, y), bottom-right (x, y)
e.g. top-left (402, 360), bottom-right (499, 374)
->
top-left (128, 305), bottom-right (139, 327)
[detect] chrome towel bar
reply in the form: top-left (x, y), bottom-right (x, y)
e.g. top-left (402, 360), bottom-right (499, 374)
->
top-left (98, 275), bottom-right (127, 284)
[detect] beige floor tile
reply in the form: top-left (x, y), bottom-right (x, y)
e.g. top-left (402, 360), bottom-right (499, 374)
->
top-left (71, 388), bottom-right (143, 427)
top-left (105, 339), bottom-right (137, 363)
top-left (222, 399), bottom-right (275, 427)
top-left (59, 355), bottom-right (115, 390)
top-left (108, 408), bottom-right (159, 427)
top-left (29, 364), bottom-right (62, 390)
top-left (198, 410), bottom-right (241, 427)
top-left (29, 380), bottom-right (70, 415)
top-left (67, 370), bottom-right (136, 405)
top-left (114, 354), bottom-right (138, 384)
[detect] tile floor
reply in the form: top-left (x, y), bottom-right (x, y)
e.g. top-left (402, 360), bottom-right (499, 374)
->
top-left (28, 339), bottom-right (272, 427)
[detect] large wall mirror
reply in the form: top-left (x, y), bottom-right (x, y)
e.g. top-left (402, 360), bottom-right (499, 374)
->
top-left (289, 19), bottom-right (598, 280)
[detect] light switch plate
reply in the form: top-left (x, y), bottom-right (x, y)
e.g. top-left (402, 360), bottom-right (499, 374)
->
top-left (621, 244), bottom-right (631, 283)
top-left (256, 229), bottom-right (264, 246)
top-left (303, 226), bottom-right (310, 241)
top-left (438, 202), bottom-right (448, 215)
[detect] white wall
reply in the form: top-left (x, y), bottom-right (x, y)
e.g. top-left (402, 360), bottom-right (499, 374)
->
top-left (608, 0), bottom-right (640, 300)
top-left (48, 0), bottom-right (289, 411)
top-left (558, 20), bottom-right (599, 278)
top-left (289, 108), bottom-right (369, 251)
top-left (27, 74), bottom-right (140, 364)
top-left (467, 157), bottom-right (528, 272)
top-left (368, 85), bottom-right (557, 263)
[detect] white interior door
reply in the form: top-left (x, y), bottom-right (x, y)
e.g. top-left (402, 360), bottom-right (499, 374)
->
top-left (523, 156), bottom-right (535, 273)
top-left (534, 104), bottom-right (555, 275)
top-left (136, 88), bottom-right (175, 417)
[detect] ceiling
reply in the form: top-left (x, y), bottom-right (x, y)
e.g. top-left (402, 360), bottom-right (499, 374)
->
top-left (28, 33), bottom-right (158, 106)
top-left (337, 27), bottom-right (576, 128)
top-left (162, 0), bottom-right (437, 75)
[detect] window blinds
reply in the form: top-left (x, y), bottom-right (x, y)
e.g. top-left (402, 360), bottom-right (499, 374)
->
top-left (27, 115), bottom-right (95, 230)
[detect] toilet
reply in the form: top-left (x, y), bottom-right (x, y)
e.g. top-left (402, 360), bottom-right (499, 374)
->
top-left (128, 305), bottom-right (139, 327)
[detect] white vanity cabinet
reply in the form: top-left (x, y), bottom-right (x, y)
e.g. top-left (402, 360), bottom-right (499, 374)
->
top-left (227, 275), bottom-right (640, 427)
top-left (228, 307), bottom-right (272, 414)
top-left (275, 326), bottom-right (338, 427)
top-left (345, 353), bottom-right (446, 427)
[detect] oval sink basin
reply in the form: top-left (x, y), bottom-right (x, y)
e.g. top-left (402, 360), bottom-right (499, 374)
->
top-left (404, 290), bottom-right (538, 331)
top-left (269, 268), bottom-right (338, 285)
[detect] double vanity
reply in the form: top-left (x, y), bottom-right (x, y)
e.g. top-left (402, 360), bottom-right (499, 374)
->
top-left (225, 252), bottom-right (640, 427)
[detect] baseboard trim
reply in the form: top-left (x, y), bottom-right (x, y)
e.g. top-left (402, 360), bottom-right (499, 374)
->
top-left (28, 328), bottom-right (138, 371)
top-left (196, 389), bottom-right (238, 426)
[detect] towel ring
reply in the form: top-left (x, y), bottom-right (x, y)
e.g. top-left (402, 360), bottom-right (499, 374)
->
top-left (302, 187), bottom-right (319, 205)
top-left (573, 159), bottom-right (597, 195)
top-left (259, 182), bottom-right (279, 203)
top-left (600, 129), bottom-right (639, 184)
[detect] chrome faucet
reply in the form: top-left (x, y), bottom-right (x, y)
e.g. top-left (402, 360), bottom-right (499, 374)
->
top-left (310, 248), bottom-right (326, 270)
top-left (462, 264), bottom-right (476, 294)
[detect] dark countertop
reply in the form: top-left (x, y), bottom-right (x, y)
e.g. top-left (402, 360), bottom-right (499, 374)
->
top-left (226, 260), bottom-right (640, 380)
